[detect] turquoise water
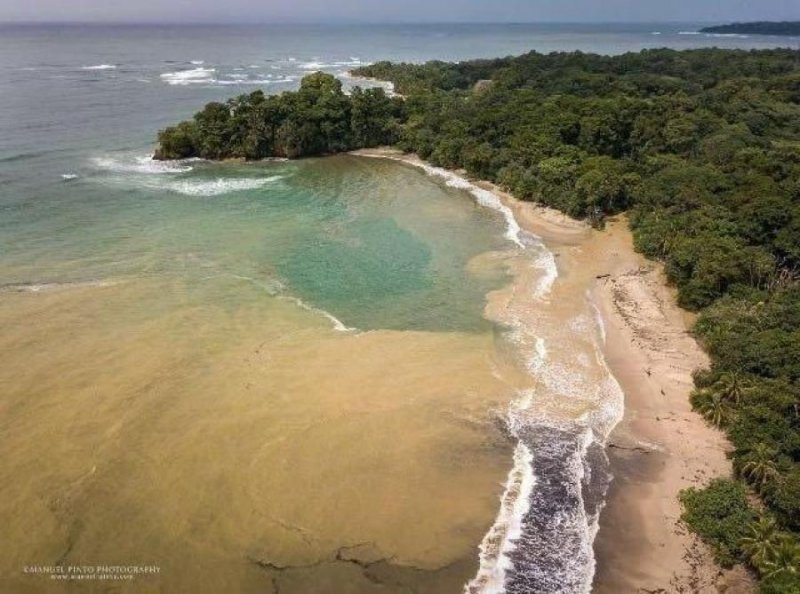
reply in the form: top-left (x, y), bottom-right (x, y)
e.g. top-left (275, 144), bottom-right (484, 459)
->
top-left (1, 151), bottom-right (509, 331)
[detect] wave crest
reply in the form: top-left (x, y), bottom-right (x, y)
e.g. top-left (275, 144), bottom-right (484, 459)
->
top-left (91, 155), bottom-right (194, 174)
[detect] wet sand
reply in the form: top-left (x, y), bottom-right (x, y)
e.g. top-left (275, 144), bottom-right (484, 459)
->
top-left (354, 148), bottom-right (752, 593)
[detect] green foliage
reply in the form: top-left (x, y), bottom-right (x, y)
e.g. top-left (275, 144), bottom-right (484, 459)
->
top-left (736, 515), bottom-right (800, 593)
top-left (680, 479), bottom-right (756, 567)
top-left (760, 571), bottom-right (800, 594)
top-left (155, 73), bottom-right (403, 160)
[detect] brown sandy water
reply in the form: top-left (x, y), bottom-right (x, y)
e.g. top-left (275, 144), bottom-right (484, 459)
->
top-left (0, 272), bottom-right (531, 593)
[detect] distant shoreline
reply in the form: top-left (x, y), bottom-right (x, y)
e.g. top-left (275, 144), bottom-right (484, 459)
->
top-left (700, 21), bottom-right (800, 36)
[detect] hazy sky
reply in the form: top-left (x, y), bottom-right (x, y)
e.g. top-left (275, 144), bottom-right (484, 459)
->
top-left (1, 0), bottom-right (799, 24)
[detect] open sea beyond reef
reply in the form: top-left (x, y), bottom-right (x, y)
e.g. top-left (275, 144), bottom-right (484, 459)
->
top-left (1, 23), bottom-right (795, 594)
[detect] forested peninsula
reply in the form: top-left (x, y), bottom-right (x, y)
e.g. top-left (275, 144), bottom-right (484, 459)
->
top-left (700, 22), bottom-right (800, 36)
top-left (155, 48), bottom-right (800, 592)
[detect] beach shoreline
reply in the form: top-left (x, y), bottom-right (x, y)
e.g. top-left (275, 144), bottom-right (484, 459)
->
top-left (351, 147), bottom-right (753, 592)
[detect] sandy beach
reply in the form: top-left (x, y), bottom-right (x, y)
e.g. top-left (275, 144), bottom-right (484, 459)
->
top-left (353, 147), bottom-right (754, 593)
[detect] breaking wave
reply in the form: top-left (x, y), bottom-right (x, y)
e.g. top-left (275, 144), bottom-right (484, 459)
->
top-left (162, 177), bottom-right (283, 196)
top-left (159, 66), bottom-right (297, 86)
top-left (91, 155), bottom-right (195, 174)
top-left (90, 154), bottom-right (286, 196)
top-left (358, 155), bottom-right (525, 248)
top-left (160, 67), bottom-right (216, 85)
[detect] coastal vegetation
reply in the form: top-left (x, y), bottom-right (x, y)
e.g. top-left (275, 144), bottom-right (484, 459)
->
top-left (156, 47), bottom-right (800, 590)
top-left (155, 72), bottom-right (403, 160)
top-left (699, 21), bottom-right (800, 36)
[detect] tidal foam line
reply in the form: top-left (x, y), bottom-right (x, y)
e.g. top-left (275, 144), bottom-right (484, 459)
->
top-left (357, 154), bottom-right (526, 248)
top-left (282, 295), bottom-right (356, 333)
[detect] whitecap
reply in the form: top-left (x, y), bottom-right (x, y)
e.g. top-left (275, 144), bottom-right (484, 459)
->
top-left (190, 60), bottom-right (205, 65)
top-left (215, 77), bottom-right (295, 86)
top-left (706, 33), bottom-right (749, 38)
top-left (301, 61), bottom-right (333, 70)
top-left (160, 67), bottom-right (216, 85)
top-left (61, 173), bottom-right (79, 181)
top-left (91, 155), bottom-right (194, 174)
top-left (82, 64), bottom-right (116, 70)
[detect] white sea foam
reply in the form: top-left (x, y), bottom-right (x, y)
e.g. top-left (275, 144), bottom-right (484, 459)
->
top-left (190, 60), bottom-right (205, 65)
top-left (339, 71), bottom-right (397, 96)
top-left (82, 64), bottom-right (116, 70)
top-left (227, 274), bottom-right (354, 332)
top-left (464, 441), bottom-right (535, 594)
top-left (215, 77), bottom-right (296, 85)
top-left (282, 295), bottom-right (356, 332)
top-left (588, 291), bottom-right (606, 345)
top-left (301, 61), bottom-right (325, 70)
top-left (378, 157), bottom-right (526, 248)
top-left (162, 176), bottom-right (283, 197)
top-left (466, 244), bottom-right (621, 594)
top-left (1, 279), bottom-right (119, 293)
top-left (160, 67), bottom-right (216, 85)
top-left (531, 246), bottom-right (558, 299)
top-left (91, 155), bottom-right (194, 174)
top-left (707, 33), bottom-right (750, 38)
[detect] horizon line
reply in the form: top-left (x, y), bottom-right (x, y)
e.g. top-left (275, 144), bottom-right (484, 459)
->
top-left (0, 19), bottom-right (738, 27)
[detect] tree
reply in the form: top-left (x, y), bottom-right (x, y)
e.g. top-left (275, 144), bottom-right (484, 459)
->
top-left (739, 516), bottom-right (779, 572)
top-left (738, 443), bottom-right (779, 493)
top-left (762, 535), bottom-right (800, 580)
top-left (713, 370), bottom-right (753, 405)
top-left (692, 391), bottom-right (734, 428)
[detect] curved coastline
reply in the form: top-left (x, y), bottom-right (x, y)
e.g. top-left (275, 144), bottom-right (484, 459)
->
top-left (352, 147), bottom-right (748, 593)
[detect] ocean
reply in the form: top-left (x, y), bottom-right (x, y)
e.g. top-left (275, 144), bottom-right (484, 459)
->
top-left (1, 23), bottom-right (795, 594)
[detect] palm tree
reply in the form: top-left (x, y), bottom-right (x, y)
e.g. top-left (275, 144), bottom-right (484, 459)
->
top-left (739, 443), bottom-right (780, 494)
top-left (696, 392), bottom-right (732, 427)
top-left (762, 535), bottom-right (800, 579)
top-left (740, 516), bottom-right (779, 572)
top-left (712, 370), bottom-right (752, 405)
